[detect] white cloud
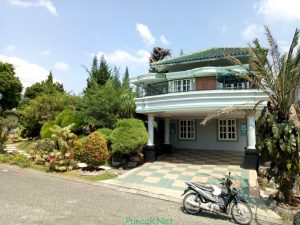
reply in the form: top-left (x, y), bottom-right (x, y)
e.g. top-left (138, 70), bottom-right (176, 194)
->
top-left (136, 23), bottom-right (156, 45)
top-left (241, 24), bottom-right (263, 41)
top-left (4, 45), bottom-right (16, 52)
top-left (96, 49), bottom-right (149, 64)
top-left (91, 49), bottom-right (150, 76)
top-left (54, 62), bottom-right (69, 71)
top-left (256, 0), bottom-right (300, 21)
top-left (0, 55), bottom-right (51, 88)
top-left (8, 0), bottom-right (58, 16)
top-left (40, 50), bottom-right (51, 55)
top-left (160, 35), bottom-right (170, 45)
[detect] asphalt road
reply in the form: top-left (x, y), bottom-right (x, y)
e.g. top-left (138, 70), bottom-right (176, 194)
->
top-left (0, 165), bottom-right (242, 225)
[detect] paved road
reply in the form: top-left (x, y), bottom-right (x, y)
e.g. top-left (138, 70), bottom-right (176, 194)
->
top-left (0, 165), bottom-right (246, 225)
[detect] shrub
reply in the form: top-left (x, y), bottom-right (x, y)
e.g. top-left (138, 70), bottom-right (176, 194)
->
top-left (110, 119), bottom-right (147, 157)
top-left (0, 153), bottom-right (14, 163)
top-left (11, 154), bottom-right (31, 168)
top-left (55, 110), bottom-right (84, 133)
top-left (76, 132), bottom-right (109, 169)
top-left (40, 121), bottom-right (56, 139)
top-left (55, 109), bottom-right (72, 126)
top-left (28, 139), bottom-right (56, 165)
top-left (95, 128), bottom-right (112, 140)
top-left (47, 150), bottom-right (74, 172)
top-left (46, 125), bottom-right (81, 172)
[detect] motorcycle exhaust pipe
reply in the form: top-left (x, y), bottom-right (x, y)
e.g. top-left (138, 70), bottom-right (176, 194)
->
top-left (186, 199), bottom-right (199, 208)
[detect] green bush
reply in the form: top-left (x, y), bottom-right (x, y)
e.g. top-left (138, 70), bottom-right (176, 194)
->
top-left (40, 121), bottom-right (56, 139)
top-left (75, 132), bottom-right (109, 169)
top-left (11, 154), bottom-right (31, 168)
top-left (0, 153), bottom-right (14, 163)
top-left (95, 128), bottom-right (112, 140)
top-left (55, 110), bottom-right (84, 133)
top-left (110, 119), bottom-right (147, 156)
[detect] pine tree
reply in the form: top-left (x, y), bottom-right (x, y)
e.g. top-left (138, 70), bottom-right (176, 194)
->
top-left (111, 66), bottom-right (121, 88)
top-left (86, 55), bottom-right (111, 90)
top-left (122, 66), bottom-right (130, 90)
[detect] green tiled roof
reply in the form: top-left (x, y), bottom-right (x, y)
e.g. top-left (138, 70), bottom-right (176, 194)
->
top-left (151, 47), bottom-right (250, 66)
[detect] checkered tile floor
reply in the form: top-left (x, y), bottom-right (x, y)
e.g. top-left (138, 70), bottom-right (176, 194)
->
top-left (112, 150), bottom-right (254, 199)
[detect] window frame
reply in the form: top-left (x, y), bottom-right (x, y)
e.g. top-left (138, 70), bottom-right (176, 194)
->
top-left (218, 119), bottom-right (237, 141)
top-left (173, 79), bottom-right (192, 93)
top-left (179, 119), bottom-right (196, 140)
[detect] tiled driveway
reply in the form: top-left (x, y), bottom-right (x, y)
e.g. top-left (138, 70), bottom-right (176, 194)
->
top-left (102, 149), bottom-right (258, 201)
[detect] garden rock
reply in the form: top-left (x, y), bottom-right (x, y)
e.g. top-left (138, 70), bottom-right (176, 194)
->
top-left (77, 162), bottom-right (87, 168)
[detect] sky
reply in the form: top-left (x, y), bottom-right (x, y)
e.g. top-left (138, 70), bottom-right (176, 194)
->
top-left (0, 0), bottom-right (300, 94)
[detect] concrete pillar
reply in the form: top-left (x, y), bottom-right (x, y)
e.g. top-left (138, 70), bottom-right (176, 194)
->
top-left (164, 118), bottom-right (170, 144)
top-left (147, 114), bottom-right (154, 146)
top-left (247, 113), bottom-right (256, 149)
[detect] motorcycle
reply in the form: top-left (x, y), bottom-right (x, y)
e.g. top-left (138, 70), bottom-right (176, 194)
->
top-left (181, 172), bottom-right (253, 225)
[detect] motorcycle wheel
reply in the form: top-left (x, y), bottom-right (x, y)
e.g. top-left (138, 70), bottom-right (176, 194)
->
top-left (183, 192), bottom-right (202, 214)
top-left (231, 202), bottom-right (253, 225)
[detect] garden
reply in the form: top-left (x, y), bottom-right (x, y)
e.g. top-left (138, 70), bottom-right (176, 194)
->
top-left (0, 56), bottom-right (148, 181)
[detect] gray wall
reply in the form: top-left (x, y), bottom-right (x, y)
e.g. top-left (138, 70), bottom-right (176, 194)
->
top-left (169, 119), bottom-right (247, 151)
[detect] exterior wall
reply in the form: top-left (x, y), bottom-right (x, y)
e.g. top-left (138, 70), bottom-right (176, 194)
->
top-left (169, 118), bottom-right (247, 151)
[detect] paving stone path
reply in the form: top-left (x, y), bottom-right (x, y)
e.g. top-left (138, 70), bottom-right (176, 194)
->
top-left (5, 144), bottom-right (31, 158)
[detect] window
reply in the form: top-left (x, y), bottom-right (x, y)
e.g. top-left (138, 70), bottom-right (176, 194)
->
top-left (179, 120), bottom-right (195, 140)
top-left (173, 79), bottom-right (192, 92)
top-left (218, 119), bottom-right (237, 140)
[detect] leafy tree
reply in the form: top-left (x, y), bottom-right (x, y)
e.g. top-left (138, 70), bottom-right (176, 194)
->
top-left (24, 71), bottom-right (64, 99)
top-left (19, 92), bottom-right (78, 137)
top-left (202, 27), bottom-right (300, 203)
top-left (0, 62), bottom-right (22, 111)
top-left (85, 55), bottom-right (111, 91)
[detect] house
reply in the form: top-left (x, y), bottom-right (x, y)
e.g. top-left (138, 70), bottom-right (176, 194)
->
top-left (131, 48), bottom-right (268, 167)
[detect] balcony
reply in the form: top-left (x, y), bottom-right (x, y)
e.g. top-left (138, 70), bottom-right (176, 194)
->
top-left (137, 79), bottom-right (256, 97)
top-left (135, 89), bottom-right (267, 115)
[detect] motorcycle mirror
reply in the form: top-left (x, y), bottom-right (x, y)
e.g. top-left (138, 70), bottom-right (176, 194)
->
top-left (229, 172), bottom-right (231, 177)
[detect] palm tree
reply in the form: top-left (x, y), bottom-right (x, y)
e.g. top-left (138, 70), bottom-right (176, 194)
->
top-left (149, 47), bottom-right (171, 63)
top-left (201, 26), bottom-right (300, 203)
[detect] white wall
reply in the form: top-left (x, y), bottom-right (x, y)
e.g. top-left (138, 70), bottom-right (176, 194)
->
top-left (169, 119), bottom-right (247, 151)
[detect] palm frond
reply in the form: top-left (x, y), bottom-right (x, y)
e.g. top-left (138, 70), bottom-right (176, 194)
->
top-left (289, 104), bottom-right (300, 128)
top-left (265, 26), bottom-right (281, 76)
top-left (200, 104), bottom-right (246, 125)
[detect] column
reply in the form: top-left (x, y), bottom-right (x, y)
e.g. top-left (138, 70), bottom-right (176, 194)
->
top-left (147, 114), bottom-right (154, 146)
top-left (164, 118), bottom-right (170, 144)
top-left (247, 112), bottom-right (256, 149)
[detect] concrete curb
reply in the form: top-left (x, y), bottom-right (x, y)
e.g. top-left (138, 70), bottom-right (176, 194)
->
top-left (0, 163), bottom-right (286, 224)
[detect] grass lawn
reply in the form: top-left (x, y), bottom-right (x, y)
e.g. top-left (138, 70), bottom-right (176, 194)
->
top-left (65, 170), bottom-right (118, 181)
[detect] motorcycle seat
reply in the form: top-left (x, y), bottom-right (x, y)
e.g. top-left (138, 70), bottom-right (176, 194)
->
top-left (190, 182), bottom-right (213, 192)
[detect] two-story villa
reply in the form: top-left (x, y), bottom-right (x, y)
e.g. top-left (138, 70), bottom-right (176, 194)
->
top-left (131, 48), bottom-right (268, 166)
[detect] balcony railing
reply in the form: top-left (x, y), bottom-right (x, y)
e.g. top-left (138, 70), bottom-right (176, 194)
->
top-left (137, 80), bottom-right (255, 97)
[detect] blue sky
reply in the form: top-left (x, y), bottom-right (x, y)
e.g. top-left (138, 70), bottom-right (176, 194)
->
top-left (0, 0), bottom-right (299, 94)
